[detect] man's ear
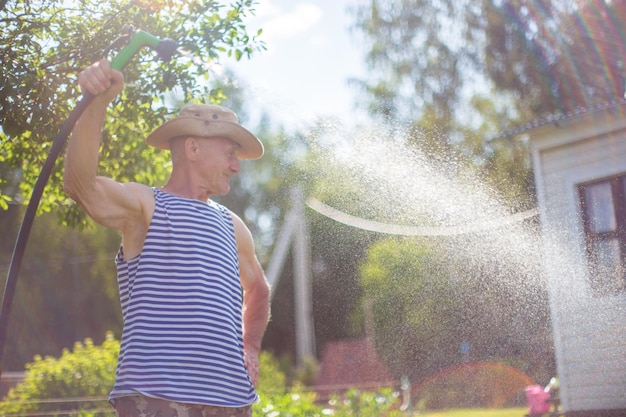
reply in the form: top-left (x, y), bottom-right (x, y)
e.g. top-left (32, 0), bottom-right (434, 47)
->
top-left (184, 137), bottom-right (200, 161)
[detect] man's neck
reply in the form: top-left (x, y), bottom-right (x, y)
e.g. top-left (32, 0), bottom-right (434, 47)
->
top-left (161, 182), bottom-right (211, 202)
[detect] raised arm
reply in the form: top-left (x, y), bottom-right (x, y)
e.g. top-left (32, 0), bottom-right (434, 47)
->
top-left (232, 212), bottom-right (271, 385)
top-left (64, 60), bottom-right (151, 244)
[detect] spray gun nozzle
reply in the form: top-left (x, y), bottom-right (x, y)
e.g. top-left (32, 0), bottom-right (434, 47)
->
top-left (155, 38), bottom-right (178, 62)
top-left (110, 29), bottom-right (179, 70)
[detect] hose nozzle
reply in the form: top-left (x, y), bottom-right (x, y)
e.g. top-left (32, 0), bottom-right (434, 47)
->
top-left (110, 29), bottom-right (178, 70)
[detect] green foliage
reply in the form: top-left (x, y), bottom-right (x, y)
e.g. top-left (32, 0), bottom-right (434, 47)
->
top-left (352, 0), bottom-right (476, 127)
top-left (462, 95), bottom-right (535, 211)
top-left (255, 385), bottom-right (403, 417)
top-left (478, 0), bottom-right (626, 117)
top-left (255, 387), bottom-right (322, 417)
top-left (0, 333), bottom-right (119, 416)
top-left (0, 0), bottom-right (265, 225)
top-left (255, 350), bottom-right (404, 417)
top-left (356, 236), bottom-right (553, 385)
top-left (0, 207), bottom-right (122, 371)
top-left (358, 237), bottom-right (459, 380)
top-left (0, 339), bottom-right (403, 417)
top-left (420, 409), bottom-right (527, 417)
top-left (327, 388), bottom-right (404, 417)
top-left (353, 0), bottom-right (626, 126)
top-left (255, 351), bottom-right (322, 416)
top-left (291, 356), bottom-right (320, 387)
top-left (256, 350), bottom-right (288, 394)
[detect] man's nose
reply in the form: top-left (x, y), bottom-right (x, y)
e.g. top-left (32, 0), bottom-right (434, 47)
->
top-left (231, 158), bottom-right (241, 173)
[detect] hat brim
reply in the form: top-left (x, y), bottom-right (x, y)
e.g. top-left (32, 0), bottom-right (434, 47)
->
top-left (145, 117), bottom-right (264, 160)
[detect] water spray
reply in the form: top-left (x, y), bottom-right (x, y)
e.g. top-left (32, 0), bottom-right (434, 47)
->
top-left (0, 26), bottom-right (178, 376)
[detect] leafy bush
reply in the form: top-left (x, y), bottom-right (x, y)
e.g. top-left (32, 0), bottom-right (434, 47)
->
top-left (0, 336), bottom-right (403, 417)
top-left (255, 352), bottom-right (403, 417)
top-left (0, 332), bottom-right (119, 416)
top-left (255, 352), bottom-right (323, 416)
top-left (327, 388), bottom-right (404, 417)
top-left (255, 387), bottom-right (323, 417)
top-left (255, 386), bottom-right (403, 417)
top-left (256, 350), bottom-right (287, 393)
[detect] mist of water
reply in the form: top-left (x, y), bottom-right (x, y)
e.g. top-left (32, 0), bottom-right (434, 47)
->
top-left (296, 120), bottom-right (574, 401)
top-left (305, 121), bottom-right (547, 295)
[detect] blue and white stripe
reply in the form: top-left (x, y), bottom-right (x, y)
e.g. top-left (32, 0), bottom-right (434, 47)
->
top-left (109, 188), bottom-right (257, 407)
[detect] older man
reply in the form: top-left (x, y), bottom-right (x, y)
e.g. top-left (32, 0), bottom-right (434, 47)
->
top-left (64, 59), bottom-right (271, 417)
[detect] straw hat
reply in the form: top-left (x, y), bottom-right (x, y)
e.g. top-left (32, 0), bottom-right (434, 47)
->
top-left (145, 104), bottom-right (264, 160)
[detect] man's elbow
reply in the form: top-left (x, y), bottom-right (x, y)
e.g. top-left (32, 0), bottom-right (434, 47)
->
top-left (63, 175), bottom-right (81, 202)
top-left (250, 276), bottom-right (271, 310)
top-left (63, 173), bottom-right (95, 208)
top-left (255, 277), bottom-right (271, 306)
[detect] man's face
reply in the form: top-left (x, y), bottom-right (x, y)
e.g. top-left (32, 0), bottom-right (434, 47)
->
top-left (194, 136), bottom-right (241, 196)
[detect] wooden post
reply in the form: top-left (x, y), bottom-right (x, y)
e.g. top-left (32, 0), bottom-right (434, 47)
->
top-left (292, 186), bottom-right (315, 366)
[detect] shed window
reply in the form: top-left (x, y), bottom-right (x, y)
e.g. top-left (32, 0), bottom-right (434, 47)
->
top-left (579, 176), bottom-right (626, 295)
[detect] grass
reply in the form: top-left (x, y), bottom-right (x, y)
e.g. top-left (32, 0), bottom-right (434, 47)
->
top-left (416, 408), bottom-right (528, 417)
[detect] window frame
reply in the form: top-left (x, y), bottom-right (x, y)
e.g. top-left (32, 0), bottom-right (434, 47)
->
top-left (578, 174), bottom-right (626, 295)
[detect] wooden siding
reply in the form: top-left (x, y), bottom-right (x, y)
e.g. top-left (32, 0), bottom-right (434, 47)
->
top-left (532, 119), bottom-right (626, 412)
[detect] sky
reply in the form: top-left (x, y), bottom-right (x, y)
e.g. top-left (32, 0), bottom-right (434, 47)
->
top-left (220, 0), bottom-right (370, 130)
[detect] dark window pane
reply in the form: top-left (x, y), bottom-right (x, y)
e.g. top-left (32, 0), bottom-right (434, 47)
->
top-left (590, 238), bottom-right (625, 294)
top-left (584, 182), bottom-right (616, 234)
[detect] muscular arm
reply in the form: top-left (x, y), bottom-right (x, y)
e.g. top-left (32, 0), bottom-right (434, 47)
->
top-left (64, 60), bottom-right (152, 257)
top-left (232, 212), bottom-right (271, 385)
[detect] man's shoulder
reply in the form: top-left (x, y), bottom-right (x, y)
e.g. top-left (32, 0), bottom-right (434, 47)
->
top-left (124, 182), bottom-right (155, 217)
top-left (124, 182), bottom-right (154, 197)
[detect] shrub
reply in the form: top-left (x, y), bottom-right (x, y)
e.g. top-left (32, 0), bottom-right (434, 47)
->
top-left (257, 351), bottom-right (288, 393)
top-left (255, 352), bottom-right (323, 416)
top-left (327, 388), bottom-right (404, 417)
top-left (254, 353), bottom-right (403, 417)
top-left (0, 332), bottom-right (119, 416)
top-left (0, 337), bottom-right (403, 417)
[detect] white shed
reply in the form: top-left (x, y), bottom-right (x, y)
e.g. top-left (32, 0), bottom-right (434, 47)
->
top-left (517, 101), bottom-right (626, 416)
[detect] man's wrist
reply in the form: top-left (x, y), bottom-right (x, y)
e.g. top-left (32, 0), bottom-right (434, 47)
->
top-left (243, 340), bottom-right (261, 353)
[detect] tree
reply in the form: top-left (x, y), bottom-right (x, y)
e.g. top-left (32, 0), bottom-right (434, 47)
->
top-left (462, 94), bottom-right (536, 211)
top-left (357, 237), bottom-right (460, 380)
top-left (350, 0), bottom-right (626, 211)
top-left (350, 0), bottom-right (537, 211)
top-left (0, 0), bottom-right (264, 224)
top-left (0, 333), bottom-right (119, 415)
top-left (356, 235), bottom-right (554, 384)
top-left (477, 0), bottom-right (626, 119)
top-left (353, 0), bottom-right (626, 131)
top-left (0, 206), bottom-right (121, 371)
top-left (351, 0), bottom-right (480, 130)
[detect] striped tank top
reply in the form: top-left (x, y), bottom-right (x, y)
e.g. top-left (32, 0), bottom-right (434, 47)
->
top-left (109, 188), bottom-right (257, 407)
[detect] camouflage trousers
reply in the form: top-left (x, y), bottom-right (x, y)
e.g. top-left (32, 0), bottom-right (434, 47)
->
top-left (113, 395), bottom-right (252, 417)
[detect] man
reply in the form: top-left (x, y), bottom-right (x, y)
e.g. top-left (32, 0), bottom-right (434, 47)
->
top-left (64, 59), bottom-right (271, 417)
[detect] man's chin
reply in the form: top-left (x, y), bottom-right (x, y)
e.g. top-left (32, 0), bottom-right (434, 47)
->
top-left (217, 186), bottom-right (231, 196)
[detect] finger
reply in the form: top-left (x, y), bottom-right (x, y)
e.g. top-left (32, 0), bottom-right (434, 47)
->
top-left (243, 355), bottom-right (253, 384)
top-left (245, 356), bottom-right (259, 385)
top-left (79, 75), bottom-right (106, 95)
top-left (248, 366), bottom-right (258, 385)
top-left (109, 68), bottom-right (125, 89)
top-left (78, 72), bottom-right (102, 95)
top-left (90, 62), bottom-right (113, 91)
top-left (79, 62), bottom-right (125, 98)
